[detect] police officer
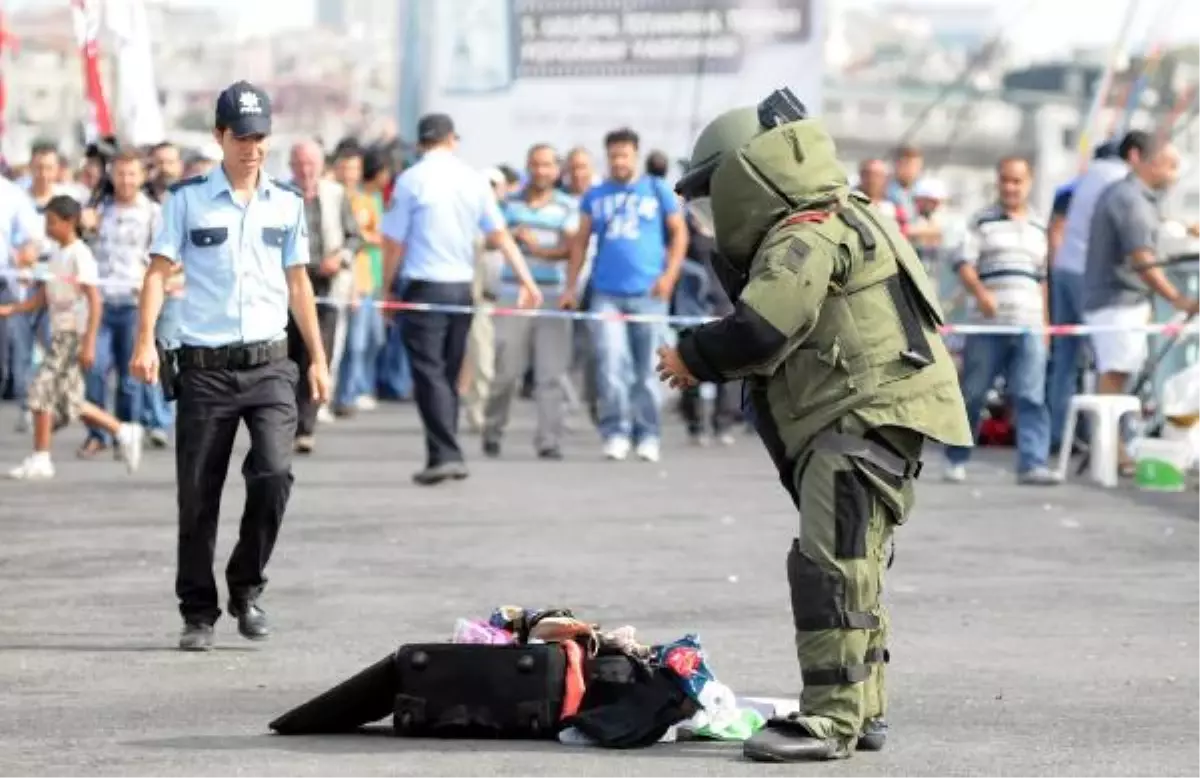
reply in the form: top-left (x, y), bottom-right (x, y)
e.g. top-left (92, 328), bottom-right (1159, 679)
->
top-left (130, 81), bottom-right (332, 652)
top-left (657, 91), bottom-right (971, 761)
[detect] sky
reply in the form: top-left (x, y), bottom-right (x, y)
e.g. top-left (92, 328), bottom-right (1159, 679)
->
top-left (13, 0), bottom-right (1200, 61)
top-left (943, 0), bottom-right (1200, 60)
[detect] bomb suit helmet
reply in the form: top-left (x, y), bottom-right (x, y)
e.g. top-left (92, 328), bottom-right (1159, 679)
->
top-left (675, 87), bottom-right (809, 231)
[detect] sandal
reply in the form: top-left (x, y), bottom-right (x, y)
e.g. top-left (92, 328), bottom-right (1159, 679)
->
top-left (76, 439), bottom-right (109, 459)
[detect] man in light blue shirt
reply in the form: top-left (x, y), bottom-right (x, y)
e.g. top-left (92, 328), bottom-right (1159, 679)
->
top-left (381, 112), bottom-right (541, 486)
top-left (0, 176), bottom-right (43, 421)
top-left (130, 80), bottom-right (331, 652)
top-left (561, 127), bottom-right (688, 464)
top-left (1046, 132), bottom-right (1147, 453)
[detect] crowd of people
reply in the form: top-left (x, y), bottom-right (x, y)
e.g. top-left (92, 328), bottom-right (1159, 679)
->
top-left (0, 118), bottom-right (1193, 484)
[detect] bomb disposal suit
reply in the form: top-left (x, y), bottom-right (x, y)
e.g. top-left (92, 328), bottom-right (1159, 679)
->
top-left (671, 93), bottom-right (971, 762)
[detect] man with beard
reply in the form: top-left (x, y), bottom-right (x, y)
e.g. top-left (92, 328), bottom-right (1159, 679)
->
top-left (482, 143), bottom-right (578, 459)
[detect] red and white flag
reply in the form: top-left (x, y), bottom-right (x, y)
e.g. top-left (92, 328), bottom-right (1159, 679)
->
top-left (70, 0), bottom-right (114, 143)
top-left (0, 6), bottom-right (19, 150)
top-left (105, 0), bottom-right (164, 146)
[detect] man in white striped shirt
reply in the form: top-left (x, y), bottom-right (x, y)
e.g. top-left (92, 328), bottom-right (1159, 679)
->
top-left (944, 156), bottom-right (1059, 486)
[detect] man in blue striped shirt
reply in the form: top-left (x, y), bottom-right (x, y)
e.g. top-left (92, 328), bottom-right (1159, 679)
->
top-left (381, 114), bottom-right (541, 485)
top-left (482, 144), bottom-right (578, 460)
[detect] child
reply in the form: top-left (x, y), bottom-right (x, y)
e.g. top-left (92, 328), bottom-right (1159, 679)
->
top-left (0, 195), bottom-right (143, 480)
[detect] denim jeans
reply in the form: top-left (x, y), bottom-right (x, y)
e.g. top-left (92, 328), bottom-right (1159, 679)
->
top-left (1, 314), bottom-right (34, 406)
top-left (335, 300), bottom-right (386, 409)
top-left (376, 308), bottom-right (413, 401)
top-left (588, 291), bottom-right (667, 442)
top-left (1046, 268), bottom-right (1087, 450)
top-left (946, 332), bottom-right (1051, 473)
top-left (86, 301), bottom-right (143, 445)
top-left (0, 276), bottom-right (35, 406)
top-left (141, 295), bottom-right (182, 432)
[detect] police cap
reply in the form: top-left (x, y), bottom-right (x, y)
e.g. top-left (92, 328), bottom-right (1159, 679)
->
top-left (215, 81), bottom-right (272, 138)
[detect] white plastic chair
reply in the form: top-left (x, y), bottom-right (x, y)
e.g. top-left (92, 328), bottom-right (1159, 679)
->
top-left (1055, 394), bottom-right (1143, 488)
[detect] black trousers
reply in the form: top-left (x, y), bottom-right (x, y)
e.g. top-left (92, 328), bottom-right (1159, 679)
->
top-left (399, 280), bottom-right (473, 467)
top-left (287, 305), bottom-right (338, 437)
top-left (680, 381), bottom-right (743, 435)
top-left (175, 357), bottom-right (299, 626)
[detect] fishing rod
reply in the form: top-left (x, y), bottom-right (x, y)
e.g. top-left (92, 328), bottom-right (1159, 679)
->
top-left (1106, 0), bottom-right (1182, 137)
top-left (1075, 0), bottom-right (1141, 165)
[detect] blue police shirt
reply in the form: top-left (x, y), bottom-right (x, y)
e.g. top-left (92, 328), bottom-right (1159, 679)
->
top-left (580, 175), bottom-right (679, 296)
top-left (500, 189), bottom-right (578, 298)
top-left (150, 165), bottom-right (309, 348)
top-left (381, 149), bottom-right (504, 287)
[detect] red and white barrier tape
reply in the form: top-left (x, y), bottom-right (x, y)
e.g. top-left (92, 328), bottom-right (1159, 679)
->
top-left (3, 267), bottom-right (1194, 337)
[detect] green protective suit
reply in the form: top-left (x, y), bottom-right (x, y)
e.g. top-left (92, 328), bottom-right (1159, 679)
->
top-left (675, 118), bottom-right (971, 753)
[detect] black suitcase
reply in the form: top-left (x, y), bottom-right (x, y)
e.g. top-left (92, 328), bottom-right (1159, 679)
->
top-left (393, 643), bottom-right (568, 739)
top-left (270, 653), bottom-right (399, 735)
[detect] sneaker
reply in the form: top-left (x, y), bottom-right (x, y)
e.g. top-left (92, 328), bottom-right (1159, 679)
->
top-left (295, 435), bottom-right (315, 454)
top-left (635, 438), bottom-right (661, 463)
top-left (8, 454), bottom-right (54, 480)
top-left (1018, 466), bottom-right (1062, 486)
top-left (483, 439), bottom-right (501, 458)
top-left (716, 431), bottom-right (737, 447)
top-left (603, 437), bottom-right (631, 461)
top-left (689, 433), bottom-right (711, 447)
top-left (943, 464), bottom-right (966, 483)
top-left (316, 406), bottom-right (335, 424)
top-left (355, 395), bottom-right (378, 411)
top-left (117, 423), bottom-right (144, 474)
top-left (147, 428), bottom-right (170, 449)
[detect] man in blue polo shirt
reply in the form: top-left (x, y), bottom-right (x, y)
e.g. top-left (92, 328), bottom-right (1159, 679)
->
top-left (482, 143), bottom-right (578, 460)
top-left (561, 127), bottom-right (687, 463)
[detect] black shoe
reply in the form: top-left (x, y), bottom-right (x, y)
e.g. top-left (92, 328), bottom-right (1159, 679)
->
top-left (413, 462), bottom-right (469, 486)
top-left (857, 718), bottom-right (887, 752)
top-left (228, 601), bottom-right (270, 641)
top-left (178, 622), bottom-right (214, 651)
top-left (743, 716), bottom-right (850, 762)
top-left (537, 447), bottom-right (563, 460)
top-left (483, 440), bottom-right (501, 458)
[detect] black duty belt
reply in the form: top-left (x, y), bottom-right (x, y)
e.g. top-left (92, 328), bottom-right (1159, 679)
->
top-left (811, 430), bottom-right (923, 481)
top-left (178, 339), bottom-right (288, 371)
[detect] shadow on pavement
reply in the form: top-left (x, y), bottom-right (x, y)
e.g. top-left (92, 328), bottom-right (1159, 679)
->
top-left (0, 642), bottom-right (258, 654)
top-left (126, 728), bottom-right (741, 759)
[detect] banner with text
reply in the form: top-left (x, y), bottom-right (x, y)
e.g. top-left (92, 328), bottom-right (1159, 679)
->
top-left (399, 0), bottom-right (824, 171)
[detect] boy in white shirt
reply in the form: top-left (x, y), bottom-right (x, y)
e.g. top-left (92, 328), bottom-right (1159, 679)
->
top-left (0, 195), bottom-right (143, 480)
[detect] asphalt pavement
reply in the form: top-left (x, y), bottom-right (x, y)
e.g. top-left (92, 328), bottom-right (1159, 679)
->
top-left (0, 401), bottom-right (1196, 776)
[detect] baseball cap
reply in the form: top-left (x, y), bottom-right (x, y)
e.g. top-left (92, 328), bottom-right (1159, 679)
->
top-left (912, 177), bottom-right (947, 201)
top-left (417, 113), bottom-right (457, 145)
top-left (215, 80), bottom-right (272, 138)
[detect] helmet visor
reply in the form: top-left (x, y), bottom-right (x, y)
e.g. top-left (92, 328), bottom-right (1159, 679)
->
top-left (685, 197), bottom-right (715, 236)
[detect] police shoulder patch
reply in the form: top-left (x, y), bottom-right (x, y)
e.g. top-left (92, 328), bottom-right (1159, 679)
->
top-left (167, 174), bottom-right (207, 193)
top-left (270, 178), bottom-right (304, 198)
top-left (781, 236), bottom-right (811, 270)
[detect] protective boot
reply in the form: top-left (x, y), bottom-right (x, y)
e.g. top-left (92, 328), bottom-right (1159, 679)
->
top-left (743, 713), bottom-right (851, 762)
top-left (857, 717), bottom-right (888, 751)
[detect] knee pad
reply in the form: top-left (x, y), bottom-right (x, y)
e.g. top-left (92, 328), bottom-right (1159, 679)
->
top-left (787, 540), bottom-right (879, 633)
